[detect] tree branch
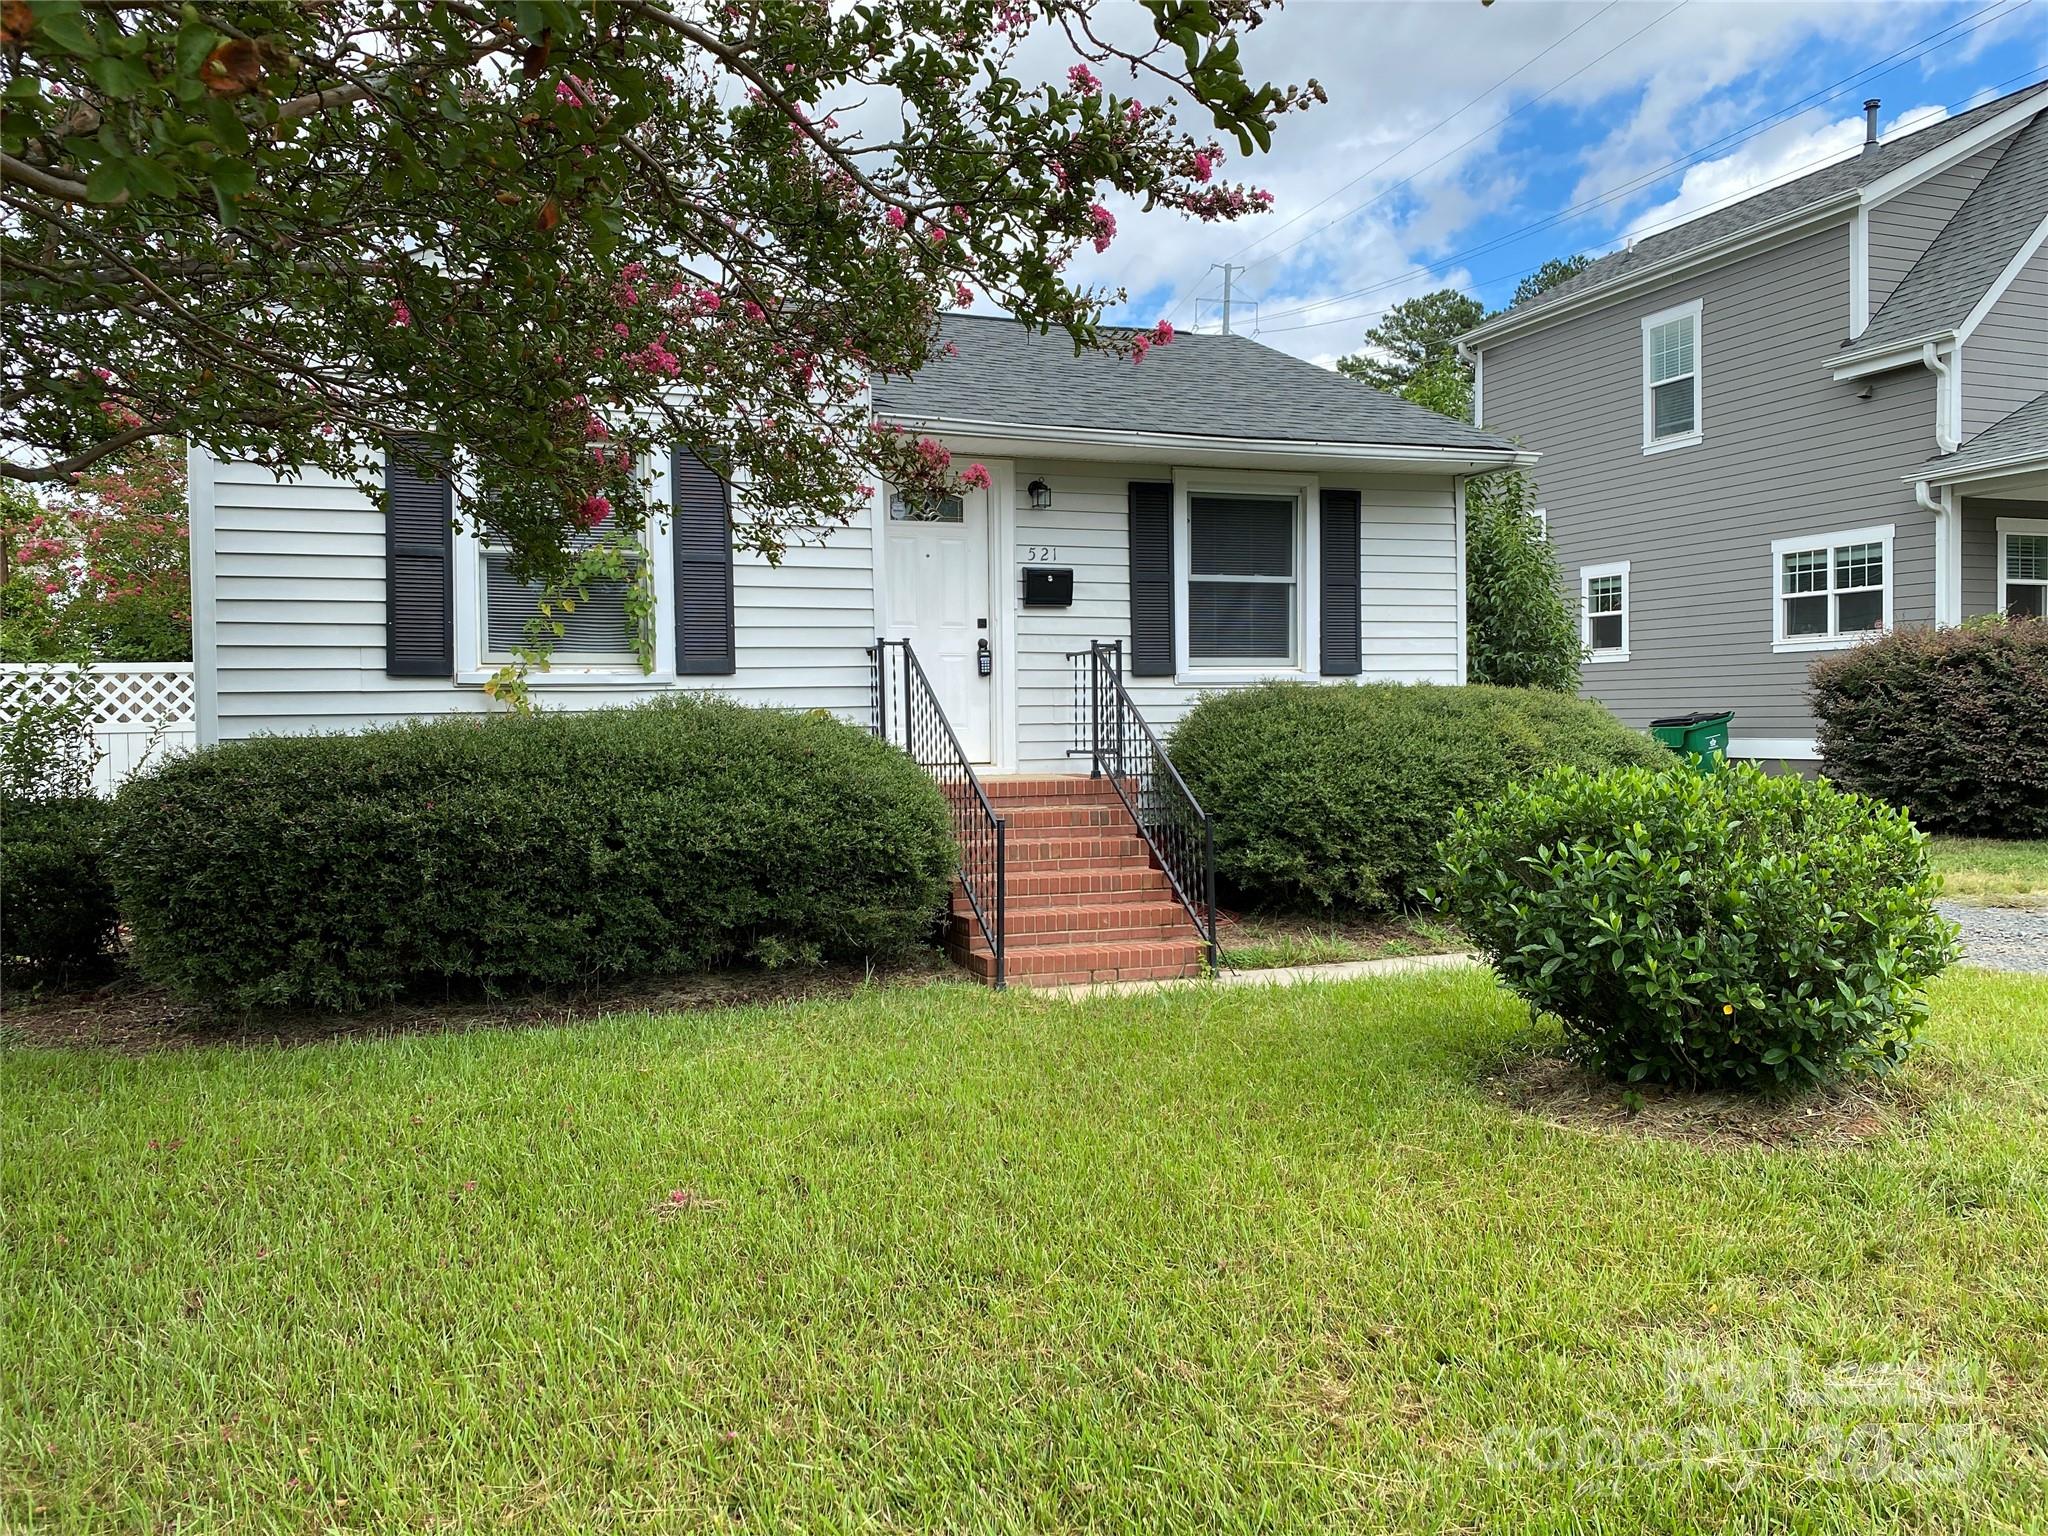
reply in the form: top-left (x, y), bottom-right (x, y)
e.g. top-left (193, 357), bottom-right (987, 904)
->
top-left (1, 154), bottom-right (93, 203)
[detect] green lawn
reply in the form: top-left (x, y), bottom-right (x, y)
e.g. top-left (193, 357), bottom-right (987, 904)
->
top-left (1932, 837), bottom-right (2048, 908)
top-left (6, 968), bottom-right (2047, 1533)
top-left (1219, 912), bottom-right (1462, 970)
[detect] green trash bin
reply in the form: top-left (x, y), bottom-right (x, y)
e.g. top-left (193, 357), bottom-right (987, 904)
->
top-left (1649, 710), bottom-right (1733, 772)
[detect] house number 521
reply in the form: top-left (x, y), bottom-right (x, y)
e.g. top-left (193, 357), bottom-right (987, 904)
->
top-left (1024, 545), bottom-right (1060, 562)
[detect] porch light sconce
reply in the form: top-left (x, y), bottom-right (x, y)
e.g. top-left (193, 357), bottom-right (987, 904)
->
top-left (1027, 478), bottom-right (1053, 509)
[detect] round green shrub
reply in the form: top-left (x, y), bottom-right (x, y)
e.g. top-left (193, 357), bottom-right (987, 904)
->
top-left (110, 698), bottom-right (957, 1009)
top-left (1169, 682), bottom-right (1670, 912)
top-left (1810, 615), bottom-right (2048, 838)
top-left (1, 794), bottom-right (120, 983)
top-left (1437, 763), bottom-right (1957, 1090)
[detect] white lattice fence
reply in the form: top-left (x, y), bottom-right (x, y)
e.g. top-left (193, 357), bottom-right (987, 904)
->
top-left (0, 662), bottom-right (196, 794)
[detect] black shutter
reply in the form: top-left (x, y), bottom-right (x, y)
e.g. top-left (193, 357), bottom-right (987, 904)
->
top-left (384, 438), bottom-right (454, 677)
top-left (1319, 487), bottom-right (1363, 677)
top-left (672, 445), bottom-right (736, 675)
top-left (1128, 480), bottom-right (1175, 677)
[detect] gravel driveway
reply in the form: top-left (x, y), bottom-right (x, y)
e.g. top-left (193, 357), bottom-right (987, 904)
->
top-left (1937, 901), bottom-right (2048, 974)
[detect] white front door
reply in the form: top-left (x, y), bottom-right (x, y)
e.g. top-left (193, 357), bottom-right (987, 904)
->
top-left (883, 485), bottom-right (994, 762)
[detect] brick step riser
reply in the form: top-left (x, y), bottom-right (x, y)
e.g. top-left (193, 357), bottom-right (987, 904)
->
top-left (952, 924), bottom-right (1197, 952)
top-left (953, 889), bottom-right (1174, 916)
top-left (996, 809), bottom-right (1135, 832)
top-left (949, 902), bottom-right (1194, 934)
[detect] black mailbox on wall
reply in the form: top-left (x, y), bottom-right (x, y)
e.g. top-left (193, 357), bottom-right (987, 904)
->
top-left (1023, 567), bottom-right (1074, 607)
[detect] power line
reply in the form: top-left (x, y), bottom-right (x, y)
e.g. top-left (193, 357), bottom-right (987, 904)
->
top-left (1255, 61), bottom-right (2048, 339)
top-left (1146, 0), bottom-right (1637, 324)
top-left (1224, 0), bottom-right (1691, 289)
top-left (1247, 5), bottom-right (2037, 332)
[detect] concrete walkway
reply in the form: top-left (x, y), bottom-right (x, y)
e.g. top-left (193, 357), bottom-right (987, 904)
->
top-left (1047, 949), bottom-right (1481, 998)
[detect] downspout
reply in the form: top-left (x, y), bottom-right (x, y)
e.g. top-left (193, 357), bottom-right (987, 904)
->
top-left (1922, 341), bottom-right (1958, 453)
top-left (1919, 344), bottom-right (1961, 627)
top-left (1917, 478), bottom-right (1961, 628)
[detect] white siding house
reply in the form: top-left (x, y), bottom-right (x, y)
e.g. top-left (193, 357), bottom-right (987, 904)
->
top-left (190, 318), bottom-right (1528, 771)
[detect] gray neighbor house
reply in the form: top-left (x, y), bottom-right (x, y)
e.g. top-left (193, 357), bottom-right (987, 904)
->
top-left (1463, 83), bottom-right (2048, 766)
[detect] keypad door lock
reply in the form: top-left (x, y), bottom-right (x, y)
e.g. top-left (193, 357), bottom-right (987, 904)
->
top-left (977, 637), bottom-right (992, 677)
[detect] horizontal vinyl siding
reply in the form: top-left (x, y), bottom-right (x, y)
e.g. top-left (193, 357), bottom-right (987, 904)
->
top-left (1867, 136), bottom-right (2012, 316)
top-left (1482, 223), bottom-right (1940, 745)
top-left (202, 455), bottom-right (875, 741)
top-left (1960, 247), bottom-right (2048, 439)
top-left (1008, 460), bottom-right (1461, 774)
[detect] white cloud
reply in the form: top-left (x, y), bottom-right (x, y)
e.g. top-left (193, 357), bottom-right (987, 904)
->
top-left (1621, 100), bottom-right (1949, 241)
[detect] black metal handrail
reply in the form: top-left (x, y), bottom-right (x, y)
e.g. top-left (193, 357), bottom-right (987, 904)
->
top-left (1068, 640), bottom-right (1219, 969)
top-left (870, 639), bottom-right (1008, 988)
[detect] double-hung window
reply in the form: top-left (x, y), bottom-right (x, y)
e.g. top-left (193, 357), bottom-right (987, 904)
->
top-left (1580, 560), bottom-right (1630, 662)
top-left (2000, 517), bottom-right (2048, 619)
top-left (481, 523), bottom-right (643, 665)
top-left (1771, 524), bottom-right (1892, 650)
top-left (1187, 493), bottom-right (1298, 666)
top-left (1641, 300), bottom-right (1702, 452)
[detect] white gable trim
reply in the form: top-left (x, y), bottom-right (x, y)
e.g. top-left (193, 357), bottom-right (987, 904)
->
top-left (1957, 211), bottom-right (2048, 342)
top-left (1856, 104), bottom-right (2035, 207)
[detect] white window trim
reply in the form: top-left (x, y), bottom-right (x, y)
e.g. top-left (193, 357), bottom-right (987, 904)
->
top-left (1531, 506), bottom-right (1549, 539)
top-left (452, 453), bottom-right (677, 686)
top-left (1580, 559), bottom-right (1631, 663)
top-left (1998, 515), bottom-right (2048, 616)
top-left (1769, 522), bottom-right (1894, 653)
top-left (1171, 467), bottom-right (1321, 684)
top-left (1641, 298), bottom-right (1703, 455)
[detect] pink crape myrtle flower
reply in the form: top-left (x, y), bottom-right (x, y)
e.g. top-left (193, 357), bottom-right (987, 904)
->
top-left (954, 282), bottom-right (974, 307)
top-left (929, 226), bottom-right (948, 244)
top-left (1087, 203), bottom-right (1116, 254)
top-left (389, 299), bottom-right (412, 327)
top-left (884, 206), bottom-right (907, 229)
top-left (576, 495), bottom-right (612, 528)
top-left (1153, 320), bottom-right (1174, 345)
top-left (1192, 151), bottom-right (1214, 183)
top-left (960, 463), bottom-right (992, 489)
top-left (1067, 64), bottom-right (1100, 97)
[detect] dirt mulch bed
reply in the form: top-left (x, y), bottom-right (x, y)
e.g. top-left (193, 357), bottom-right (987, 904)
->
top-left (1, 952), bottom-right (957, 1056)
top-left (1489, 1053), bottom-right (1936, 1151)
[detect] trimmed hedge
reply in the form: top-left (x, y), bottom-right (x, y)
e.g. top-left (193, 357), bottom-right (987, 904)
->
top-left (1169, 682), bottom-right (1670, 912)
top-left (1, 794), bottom-right (120, 983)
top-left (1437, 764), bottom-right (1956, 1089)
top-left (1810, 616), bottom-right (2048, 838)
top-left (111, 699), bottom-right (956, 1009)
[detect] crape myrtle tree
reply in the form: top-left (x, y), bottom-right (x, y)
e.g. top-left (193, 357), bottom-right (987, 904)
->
top-left (1, 0), bottom-right (1320, 597)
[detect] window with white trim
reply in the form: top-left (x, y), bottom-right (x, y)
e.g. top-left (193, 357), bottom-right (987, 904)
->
top-left (1580, 560), bottom-right (1629, 661)
top-left (1187, 493), bottom-right (1299, 666)
top-left (480, 524), bottom-right (643, 664)
top-left (1770, 524), bottom-right (1893, 650)
top-left (1530, 506), bottom-right (1549, 539)
top-left (1641, 300), bottom-right (1701, 451)
top-left (2000, 516), bottom-right (2048, 620)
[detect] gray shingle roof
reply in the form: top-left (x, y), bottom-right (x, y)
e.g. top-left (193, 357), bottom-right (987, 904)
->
top-left (1854, 108), bottom-right (2048, 352)
top-left (871, 314), bottom-right (1520, 455)
top-left (1503, 81), bottom-right (2048, 321)
top-left (1924, 389), bottom-right (2048, 478)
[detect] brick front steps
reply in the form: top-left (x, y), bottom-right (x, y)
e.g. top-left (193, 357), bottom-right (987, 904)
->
top-left (945, 776), bottom-right (1209, 987)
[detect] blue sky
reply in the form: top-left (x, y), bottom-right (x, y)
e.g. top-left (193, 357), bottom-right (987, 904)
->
top-left (1068, 0), bottom-right (2047, 366)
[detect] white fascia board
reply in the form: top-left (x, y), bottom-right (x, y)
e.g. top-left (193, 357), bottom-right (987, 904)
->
top-left (1459, 193), bottom-right (1857, 351)
top-left (1830, 335), bottom-right (1954, 380)
top-left (1958, 211), bottom-right (2048, 342)
top-left (872, 414), bottom-right (1538, 475)
top-left (1911, 450), bottom-right (2048, 487)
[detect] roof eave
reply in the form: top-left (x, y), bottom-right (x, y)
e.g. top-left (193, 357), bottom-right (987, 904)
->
top-left (869, 412), bottom-right (1536, 473)
top-left (1831, 332), bottom-right (1955, 380)
top-left (1912, 448), bottom-right (2048, 487)
top-left (1461, 192), bottom-right (1863, 351)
